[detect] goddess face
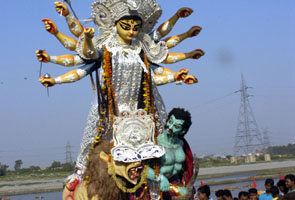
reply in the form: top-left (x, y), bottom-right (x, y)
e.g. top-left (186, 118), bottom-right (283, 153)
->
top-left (116, 18), bottom-right (142, 44)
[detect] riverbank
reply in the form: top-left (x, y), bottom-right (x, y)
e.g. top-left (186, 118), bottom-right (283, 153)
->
top-left (1, 160), bottom-right (294, 196)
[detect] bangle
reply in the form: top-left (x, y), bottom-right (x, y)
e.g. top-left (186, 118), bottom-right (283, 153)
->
top-left (54, 77), bottom-right (62, 84)
top-left (167, 74), bottom-right (175, 83)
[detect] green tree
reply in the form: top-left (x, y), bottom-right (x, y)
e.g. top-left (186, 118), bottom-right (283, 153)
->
top-left (14, 160), bottom-right (23, 171)
top-left (49, 161), bottom-right (62, 169)
top-left (0, 163), bottom-right (9, 176)
top-left (61, 162), bottom-right (74, 171)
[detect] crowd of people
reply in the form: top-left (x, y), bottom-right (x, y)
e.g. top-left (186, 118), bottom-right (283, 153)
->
top-left (195, 174), bottom-right (295, 200)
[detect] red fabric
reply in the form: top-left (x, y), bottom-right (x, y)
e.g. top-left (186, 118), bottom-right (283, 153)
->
top-left (279, 172), bottom-right (285, 180)
top-left (253, 176), bottom-right (257, 188)
top-left (200, 181), bottom-right (205, 186)
top-left (182, 138), bottom-right (194, 185)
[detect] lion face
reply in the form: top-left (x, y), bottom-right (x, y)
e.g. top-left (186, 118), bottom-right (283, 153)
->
top-left (100, 151), bottom-right (144, 184)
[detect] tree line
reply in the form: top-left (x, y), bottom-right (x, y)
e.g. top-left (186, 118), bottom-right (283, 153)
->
top-left (267, 143), bottom-right (295, 155)
top-left (0, 160), bottom-right (75, 176)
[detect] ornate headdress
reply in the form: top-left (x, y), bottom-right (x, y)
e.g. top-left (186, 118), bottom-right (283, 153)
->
top-left (77, 0), bottom-right (167, 64)
top-left (91, 0), bottom-right (162, 33)
top-left (111, 106), bottom-right (165, 163)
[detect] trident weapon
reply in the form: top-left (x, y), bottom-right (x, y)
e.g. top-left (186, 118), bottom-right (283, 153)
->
top-left (64, 0), bottom-right (79, 20)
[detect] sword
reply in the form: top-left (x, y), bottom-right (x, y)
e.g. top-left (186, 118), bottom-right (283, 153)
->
top-left (64, 0), bottom-right (79, 20)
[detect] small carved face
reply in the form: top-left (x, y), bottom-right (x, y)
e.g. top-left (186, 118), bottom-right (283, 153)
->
top-left (116, 19), bottom-right (142, 44)
top-left (164, 115), bottom-right (185, 136)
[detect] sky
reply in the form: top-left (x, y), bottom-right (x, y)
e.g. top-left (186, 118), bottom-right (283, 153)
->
top-left (0, 0), bottom-right (294, 169)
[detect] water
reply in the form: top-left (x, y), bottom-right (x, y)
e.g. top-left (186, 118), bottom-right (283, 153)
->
top-left (5, 192), bottom-right (62, 200)
top-left (200, 172), bottom-right (258, 182)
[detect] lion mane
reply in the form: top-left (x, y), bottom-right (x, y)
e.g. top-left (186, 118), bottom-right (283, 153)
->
top-left (84, 140), bottom-right (128, 200)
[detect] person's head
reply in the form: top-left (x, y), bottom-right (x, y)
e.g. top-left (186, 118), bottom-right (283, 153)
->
top-left (285, 174), bottom-right (295, 190)
top-left (248, 188), bottom-right (258, 200)
top-left (238, 191), bottom-right (249, 200)
top-left (215, 189), bottom-right (224, 200)
top-left (223, 189), bottom-right (233, 200)
top-left (277, 179), bottom-right (289, 194)
top-left (165, 108), bottom-right (192, 137)
top-left (270, 186), bottom-right (279, 197)
top-left (264, 178), bottom-right (274, 193)
top-left (116, 15), bottom-right (142, 44)
top-left (197, 185), bottom-right (211, 200)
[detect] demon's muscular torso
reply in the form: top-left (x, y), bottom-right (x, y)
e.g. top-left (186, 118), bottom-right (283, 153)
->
top-left (147, 110), bottom-right (194, 197)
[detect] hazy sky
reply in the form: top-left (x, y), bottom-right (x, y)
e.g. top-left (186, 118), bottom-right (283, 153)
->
top-left (0, 0), bottom-right (294, 169)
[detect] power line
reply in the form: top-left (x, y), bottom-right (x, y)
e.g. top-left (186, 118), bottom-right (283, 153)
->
top-left (189, 92), bottom-right (236, 110)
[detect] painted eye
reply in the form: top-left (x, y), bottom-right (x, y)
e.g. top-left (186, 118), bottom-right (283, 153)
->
top-left (133, 27), bottom-right (139, 31)
top-left (174, 125), bottom-right (180, 129)
top-left (168, 119), bottom-right (173, 124)
top-left (120, 24), bottom-right (130, 30)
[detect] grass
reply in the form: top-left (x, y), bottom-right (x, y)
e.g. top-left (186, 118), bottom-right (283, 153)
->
top-left (0, 171), bottom-right (71, 181)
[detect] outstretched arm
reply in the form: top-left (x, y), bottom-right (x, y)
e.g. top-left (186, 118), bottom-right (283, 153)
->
top-left (39, 68), bottom-right (87, 87)
top-left (153, 67), bottom-right (197, 86)
top-left (42, 18), bottom-right (77, 51)
top-left (152, 7), bottom-right (193, 41)
top-left (39, 60), bottom-right (99, 87)
top-left (165, 26), bottom-right (202, 49)
top-left (54, 1), bottom-right (83, 38)
top-left (162, 49), bottom-right (205, 64)
top-left (35, 50), bottom-right (84, 66)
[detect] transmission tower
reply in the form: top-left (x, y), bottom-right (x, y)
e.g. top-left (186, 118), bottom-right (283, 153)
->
top-left (233, 74), bottom-right (263, 156)
top-left (65, 141), bottom-right (73, 164)
top-left (263, 128), bottom-right (271, 153)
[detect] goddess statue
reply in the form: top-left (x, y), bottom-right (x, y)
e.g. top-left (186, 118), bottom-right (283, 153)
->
top-left (35, 0), bottom-right (204, 197)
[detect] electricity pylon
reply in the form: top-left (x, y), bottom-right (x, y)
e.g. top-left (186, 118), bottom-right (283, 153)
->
top-left (65, 141), bottom-right (73, 164)
top-left (233, 74), bottom-right (264, 156)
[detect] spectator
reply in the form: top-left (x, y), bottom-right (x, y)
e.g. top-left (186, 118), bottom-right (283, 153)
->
top-left (284, 174), bottom-right (295, 193)
top-left (197, 185), bottom-right (212, 200)
top-left (277, 180), bottom-right (288, 195)
top-left (216, 189), bottom-right (225, 200)
top-left (223, 189), bottom-right (233, 200)
top-left (259, 179), bottom-right (274, 200)
top-left (248, 188), bottom-right (258, 200)
top-left (238, 191), bottom-right (249, 200)
top-left (270, 186), bottom-right (279, 200)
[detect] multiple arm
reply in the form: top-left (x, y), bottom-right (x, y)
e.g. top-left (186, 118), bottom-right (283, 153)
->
top-left (37, 2), bottom-right (201, 88)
